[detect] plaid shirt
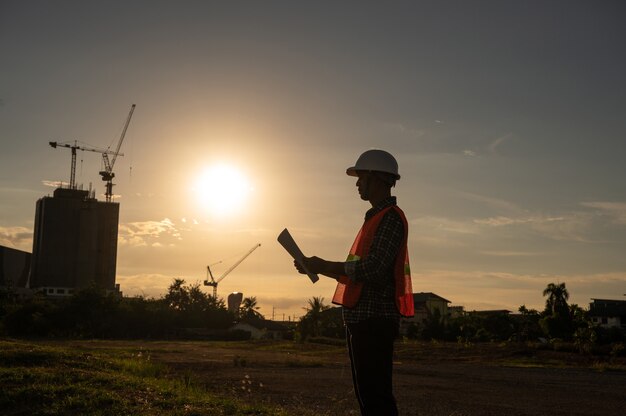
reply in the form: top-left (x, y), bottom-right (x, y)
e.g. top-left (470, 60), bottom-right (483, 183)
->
top-left (342, 196), bottom-right (405, 325)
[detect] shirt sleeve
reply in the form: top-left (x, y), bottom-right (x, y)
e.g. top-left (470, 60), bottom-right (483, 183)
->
top-left (345, 209), bottom-right (404, 286)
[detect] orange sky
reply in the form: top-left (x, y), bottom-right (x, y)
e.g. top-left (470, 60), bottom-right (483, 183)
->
top-left (2, 2), bottom-right (626, 319)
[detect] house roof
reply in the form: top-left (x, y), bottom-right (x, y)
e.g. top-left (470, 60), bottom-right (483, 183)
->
top-left (469, 309), bottom-right (512, 315)
top-left (412, 292), bottom-right (451, 303)
top-left (589, 299), bottom-right (626, 316)
top-left (589, 300), bottom-right (626, 317)
top-left (590, 298), bottom-right (626, 305)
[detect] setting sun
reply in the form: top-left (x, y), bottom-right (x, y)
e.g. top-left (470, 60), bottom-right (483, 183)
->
top-left (193, 163), bottom-right (252, 216)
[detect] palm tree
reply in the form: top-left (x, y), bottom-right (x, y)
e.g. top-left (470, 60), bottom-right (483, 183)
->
top-left (240, 296), bottom-right (263, 320)
top-left (542, 282), bottom-right (570, 317)
top-left (302, 296), bottom-right (330, 337)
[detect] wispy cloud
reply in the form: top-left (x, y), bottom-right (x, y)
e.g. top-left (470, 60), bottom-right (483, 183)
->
top-left (118, 218), bottom-right (181, 247)
top-left (41, 180), bottom-right (65, 188)
top-left (381, 122), bottom-right (426, 139)
top-left (581, 201), bottom-right (626, 225)
top-left (473, 211), bottom-right (604, 243)
top-left (474, 215), bottom-right (564, 227)
top-left (0, 226), bottom-right (32, 251)
top-left (487, 133), bottom-right (513, 155)
top-left (411, 216), bottom-right (480, 235)
top-left (479, 250), bottom-right (543, 257)
top-left (411, 269), bottom-right (626, 311)
top-left (413, 192), bottom-right (621, 244)
top-left (455, 191), bottom-right (522, 214)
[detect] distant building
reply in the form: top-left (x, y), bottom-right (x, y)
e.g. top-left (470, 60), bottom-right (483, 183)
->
top-left (448, 305), bottom-right (465, 318)
top-left (29, 187), bottom-right (119, 296)
top-left (0, 245), bottom-right (31, 292)
top-left (401, 292), bottom-right (451, 334)
top-left (589, 298), bottom-right (626, 329)
top-left (227, 292), bottom-right (243, 314)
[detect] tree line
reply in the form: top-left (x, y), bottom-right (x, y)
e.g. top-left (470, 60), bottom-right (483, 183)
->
top-left (2, 280), bottom-right (623, 349)
top-left (0, 279), bottom-right (264, 339)
top-left (296, 283), bottom-right (625, 348)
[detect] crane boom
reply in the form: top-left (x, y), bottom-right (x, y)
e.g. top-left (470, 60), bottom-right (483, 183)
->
top-left (216, 243), bottom-right (261, 284)
top-left (103, 104), bottom-right (135, 174)
top-left (204, 243), bottom-right (261, 297)
top-left (49, 141), bottom-right (122, 189)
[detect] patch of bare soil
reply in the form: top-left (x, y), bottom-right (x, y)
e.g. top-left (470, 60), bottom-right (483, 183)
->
top-left (63, 340), bottom-right (626, 416)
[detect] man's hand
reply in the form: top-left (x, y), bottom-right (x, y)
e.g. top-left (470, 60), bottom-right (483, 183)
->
top-left (293, 257), bottom-right (345, 280)
top-left (293, 259), bottom-right (307, 274)
top-left (293, 256), bottom-right (326, 275)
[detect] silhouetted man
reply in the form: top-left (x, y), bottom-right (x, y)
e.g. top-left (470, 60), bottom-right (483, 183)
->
top-left (295, 149), bottom-right (414, 416)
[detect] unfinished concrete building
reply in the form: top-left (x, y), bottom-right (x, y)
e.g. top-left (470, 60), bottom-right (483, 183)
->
top-left (29, 187), bottom-right (119, 296)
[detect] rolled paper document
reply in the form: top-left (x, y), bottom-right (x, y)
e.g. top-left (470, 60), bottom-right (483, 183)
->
top-left (277, 228), bottom-right (319, 283)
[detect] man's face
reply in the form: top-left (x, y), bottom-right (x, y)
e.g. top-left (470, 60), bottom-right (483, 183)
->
top-left (356, 171), bottom-right (372, 201)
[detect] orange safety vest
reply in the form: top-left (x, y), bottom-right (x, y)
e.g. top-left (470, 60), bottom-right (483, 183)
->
top-left (332, 205), bottom-right (414, 317)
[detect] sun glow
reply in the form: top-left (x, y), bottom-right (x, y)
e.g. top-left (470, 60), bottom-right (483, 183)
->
top-left (193, 163), bottom-right (252, 216)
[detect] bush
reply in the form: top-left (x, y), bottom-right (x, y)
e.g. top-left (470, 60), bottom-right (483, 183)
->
top-left (307, 336), bottom-right (345, 346)
top-left (3, 298), bottom-right (58, 337)
top-left (0, 279), bottom-right (238, 339)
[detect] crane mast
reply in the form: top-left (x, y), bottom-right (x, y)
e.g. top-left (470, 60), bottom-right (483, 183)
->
top-left (100, 104), bottom-right (136, 202)
top-left (204, 243), bottom-right (261, 298)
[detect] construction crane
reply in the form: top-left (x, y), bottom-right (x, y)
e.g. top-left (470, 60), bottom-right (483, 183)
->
top-left (204, 243), bottom-right (261, 298)
top-left (49, 140), bottom-right (122, 190)
top-left (49, 104), bottom-right (135, 201)
top-left (100, 104), bottom-right (136, 202)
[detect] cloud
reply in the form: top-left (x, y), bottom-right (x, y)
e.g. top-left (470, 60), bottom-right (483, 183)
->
top-left (487, 133), bottom-right (513, 155)
top-left (462, 149), bottom-right (476, 157)
top-left (411, 269), bottom-right (626, 311)
top-left (479, 250), bottom-right (543, 257)
top-left (473, 215), bottom-right (564, 227)
top-left (413, 193), bottom-right (620, 244)
top-left (381, 122), bottom-right (426, 139)
top-left (455, 191), bottom-right (522, 214)
top-left (581, 201), bottom-right (626, 225)
top-left (526, 213), bottom-right (601, 243)
top-left (411, 216), bottom-right (480, 235)
top-left (473, 212), bottom-right (601, 243)
top-left (118, 218), bottom-right (181, 247)
top-left (0, 226), bottom-right (33, 251)
top-left (116, 273), bottom-right (180, 299)
top-left (41, 180), bottom-right (65, 188)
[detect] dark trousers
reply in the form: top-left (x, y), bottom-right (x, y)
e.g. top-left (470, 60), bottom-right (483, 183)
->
top-left (346, 317), bottom-right (399, 416)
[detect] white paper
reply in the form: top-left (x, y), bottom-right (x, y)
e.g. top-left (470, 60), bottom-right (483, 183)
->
top-left (277, 228), bottom-right (319, 283)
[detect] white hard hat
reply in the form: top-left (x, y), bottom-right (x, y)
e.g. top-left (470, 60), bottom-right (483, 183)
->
top-left (346, 149), bottom-right (400, 180)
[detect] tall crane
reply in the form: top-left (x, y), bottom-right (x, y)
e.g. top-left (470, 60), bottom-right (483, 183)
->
top-left (49, 104), bottom-right (135, 201)
top-left (204, 243), bottom-right (261, 298)
top-left (49, 141), bottom-right (122, 190)
top-left (100, 104), bottom-right (136, 202)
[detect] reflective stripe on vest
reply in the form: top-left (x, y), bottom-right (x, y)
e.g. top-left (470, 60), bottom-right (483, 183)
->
top-left (332, 205), bottom-right (414, 317)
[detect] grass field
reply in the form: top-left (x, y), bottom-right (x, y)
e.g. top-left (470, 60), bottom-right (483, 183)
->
top-left (2, 338), bottom-right (625, 416)
top-left (0, 339), bottom-right (291, 416)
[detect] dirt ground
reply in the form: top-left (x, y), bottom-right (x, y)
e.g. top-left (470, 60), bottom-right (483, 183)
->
top-left (64, 340), bottom-right (626, 416)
